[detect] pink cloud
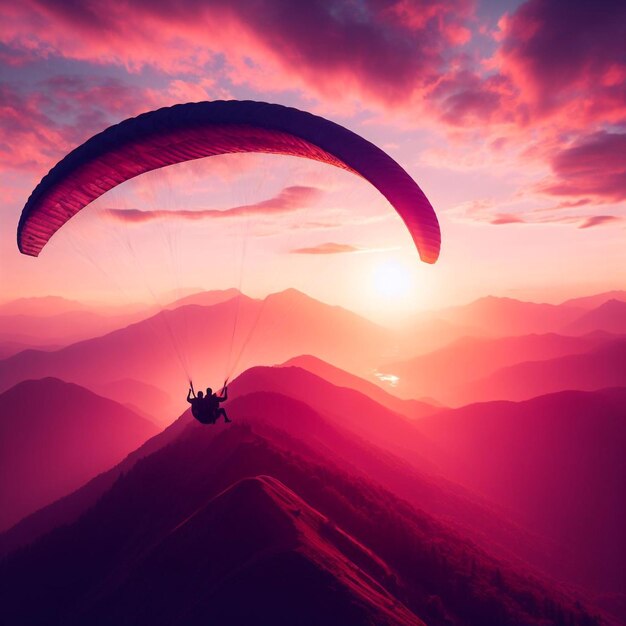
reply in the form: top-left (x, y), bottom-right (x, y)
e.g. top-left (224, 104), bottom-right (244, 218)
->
top-left (539, 131), bottom-right (626, 202)
top-left (0, 0), bottom-right (475, 108)
top-left (105, 186), bottom-right (322, 223)
top-left (496, 0), bottom-right (626, 125)
top-left (290, 242), bottom-right (361, 255)
top-left (0, 77), bottom-right (158, 172)
top-left (490, 213), bottom-right (525, 225)
top-left (430, 71), bottom-right (514, 127)
top-left (578, 215), bottom-right (623, 229)
top-left (1, 0), bottom-right (623, 224)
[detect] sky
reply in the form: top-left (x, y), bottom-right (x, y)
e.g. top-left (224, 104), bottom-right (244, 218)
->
top-left (0, 0), bottom-right (624, 321)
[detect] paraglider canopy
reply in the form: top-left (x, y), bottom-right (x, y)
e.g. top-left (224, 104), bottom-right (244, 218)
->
top-left (17, 100), bottom-right (441, 263)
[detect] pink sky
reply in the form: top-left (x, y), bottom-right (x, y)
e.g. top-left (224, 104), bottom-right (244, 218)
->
top-left (1, 0), bottom-right (624, 320)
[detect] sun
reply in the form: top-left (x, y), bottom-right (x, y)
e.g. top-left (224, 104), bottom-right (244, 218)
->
top-left (372, 259), bottom-right (412, 299)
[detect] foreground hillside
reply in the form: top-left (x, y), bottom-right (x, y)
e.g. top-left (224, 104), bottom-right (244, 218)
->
top-left (0, 378), bottom-right (158, 531)
top-left (0, 409), bottom-right (601, 626)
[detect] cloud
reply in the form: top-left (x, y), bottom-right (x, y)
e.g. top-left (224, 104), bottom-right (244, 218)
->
top-left (0, 0), bottom-right (475, 109)
top-left (0, 76), bottom-right (159, 171)
top-left (430, 71), bottom-right (513, 127)
top-left (105, 185), bottom-right (322, 223)
top-left (489, 213), bottom-right (525, 225)
top-left (578, 215), bottom-right (623, 229)
top-left (290, 242), bottom-right (361, 255)
top-left (496, 0), bottom-right (626, 125)
top-left (0, 83), bottom-right (66, 170)
top-left (1, 0), bottom-right (624, 223)
top-left (425, 0), bottom-right (626, 212)
top-left (539, 131), bottom-right (626, 202)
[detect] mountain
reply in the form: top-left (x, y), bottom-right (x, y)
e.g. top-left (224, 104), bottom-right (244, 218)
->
top-left (383, 332), bottom-right (615, 403)
top-left (0, 340), bottom-right (60, 359)
top-left (89, 377), bottom-right (174, 423)
top-left (0, 378), bottom-right (158, 532)
top-left (394, 315), bottom-right (486, 356)
top-left (454, 338), bottom-right (626, 404)
top-left (60, 475), bottom-right (426, 626)
top-left (164, 287), bottom-right (242, 309)
top-left (230, 366), bottom-right (435, 468)
top-left (563, 291), bottom-right (626, 310)
top-left (564, 300), bottom-right (626, 335)
top-left (280, 354), bottom-right (437, 418)
top-left (437, 296), bottom-right (583, 337)
top-left (0, 295), bottom-right (89, 316)
top-left (415, 388), bottom-right (626, 598)
top-left (0, 290), bottom-right (390, 411)
top-left (0, 387), bottom-right (543, 581)
top-left (0, 386), bottom-right (549, 579)
top-left (0, 309), bottom-right (148, 346)
top-left (0, 402), bottom-right (192, 557)
top-left (0, 400), bottom-right (599, 626)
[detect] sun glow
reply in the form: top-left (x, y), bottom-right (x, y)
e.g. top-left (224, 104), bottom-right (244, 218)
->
top-left (372, 259), bottom-right (412, 299)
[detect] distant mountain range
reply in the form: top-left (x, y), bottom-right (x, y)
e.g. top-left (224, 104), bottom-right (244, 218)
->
top-left (2, 288), bottom-right (624, 419)
top-left (0, 377), bottom-right (157, 531)
top-left (564, 299), bottom-right (626, 335)
top-left (455, 338), bottom-right (626, 404)
top-left (383, 331), bottom-right (616, 402)
top-left (0, 290), bottom-right (391, 419)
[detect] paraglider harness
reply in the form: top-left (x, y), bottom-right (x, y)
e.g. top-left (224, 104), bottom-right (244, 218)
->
top-left (189, 381), bottom-right (228, 425)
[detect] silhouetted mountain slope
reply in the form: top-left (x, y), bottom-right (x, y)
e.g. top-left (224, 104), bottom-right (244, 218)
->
top-left (78, 476), bottom-right (425, 626)
top-left (164, 287), bottom-right (242, 309)
top-left (394, 315), bottom-right (484, 355)
top-left (88, 377), bottom-right (174, 423)
top-left (0, 340), bottom-right (60, 359)
top-left (0, 308), bottom-right (152, 346)
top-left (565, 300), bottom-right (626, 335)
top-left (280, 354), bottom-right (437, 418)
top-left (455, 339), bottom-right (626, 403)
top-left (0, 378), bottom-right (158, 531)
top-left (438, 296), bottom-right (583, 336)
top-left (416, 388), bottom-right (626, 597)
top-left (228, 391), bottom-right (567, 574)
top-left (0, 290), bottom-right (390, 405)
top-left (0, 295), bottom-right (88, 316)
top-left (1, 383), bottom-right (559, 603)
top-left (1, 387), bottom-right (555, 595)
top-left (0, 403), bottom-right (191, 557)
top-left (230, 365), bottom-right (435, 467)
top-left (563, 291), bottom-right (626, 310)
top-left (384, 332), bottom-right (614, 402)
top-left (0, 416), bottom-right (600, 626)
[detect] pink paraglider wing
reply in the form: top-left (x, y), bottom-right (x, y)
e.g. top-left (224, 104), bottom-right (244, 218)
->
top-left (18, 100), bottom-right (440, 263)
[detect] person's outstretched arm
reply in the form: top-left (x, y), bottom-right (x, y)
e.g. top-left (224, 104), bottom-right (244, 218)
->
top-left (220, 384), bottom-right (228, 402)
top-left (187, 387), bottom-right (194, 403)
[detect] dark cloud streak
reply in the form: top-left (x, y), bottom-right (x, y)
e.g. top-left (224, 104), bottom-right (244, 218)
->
top-left (290, 242), bottom-right (361, 255)
top-left (105, 185), bottom-right (322, 223)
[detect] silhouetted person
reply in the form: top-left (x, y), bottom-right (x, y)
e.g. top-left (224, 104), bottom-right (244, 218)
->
top-left (205, 384), bottom-right (231, 423)
top-left (187, 385), bottom-right (212, 424)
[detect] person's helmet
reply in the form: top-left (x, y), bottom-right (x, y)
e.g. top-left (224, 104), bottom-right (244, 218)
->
top-left (197, 391), bottom-right (204, 398)
top-left (206, 388), bottom-right (212, 395)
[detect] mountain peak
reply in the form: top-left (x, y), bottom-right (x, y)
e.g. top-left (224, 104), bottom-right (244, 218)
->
top-left (0, 377), bottom-right (157, 532)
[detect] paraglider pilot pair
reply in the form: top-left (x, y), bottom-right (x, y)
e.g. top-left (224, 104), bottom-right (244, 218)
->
top-left (187, 382), bottom-right (231, 425)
